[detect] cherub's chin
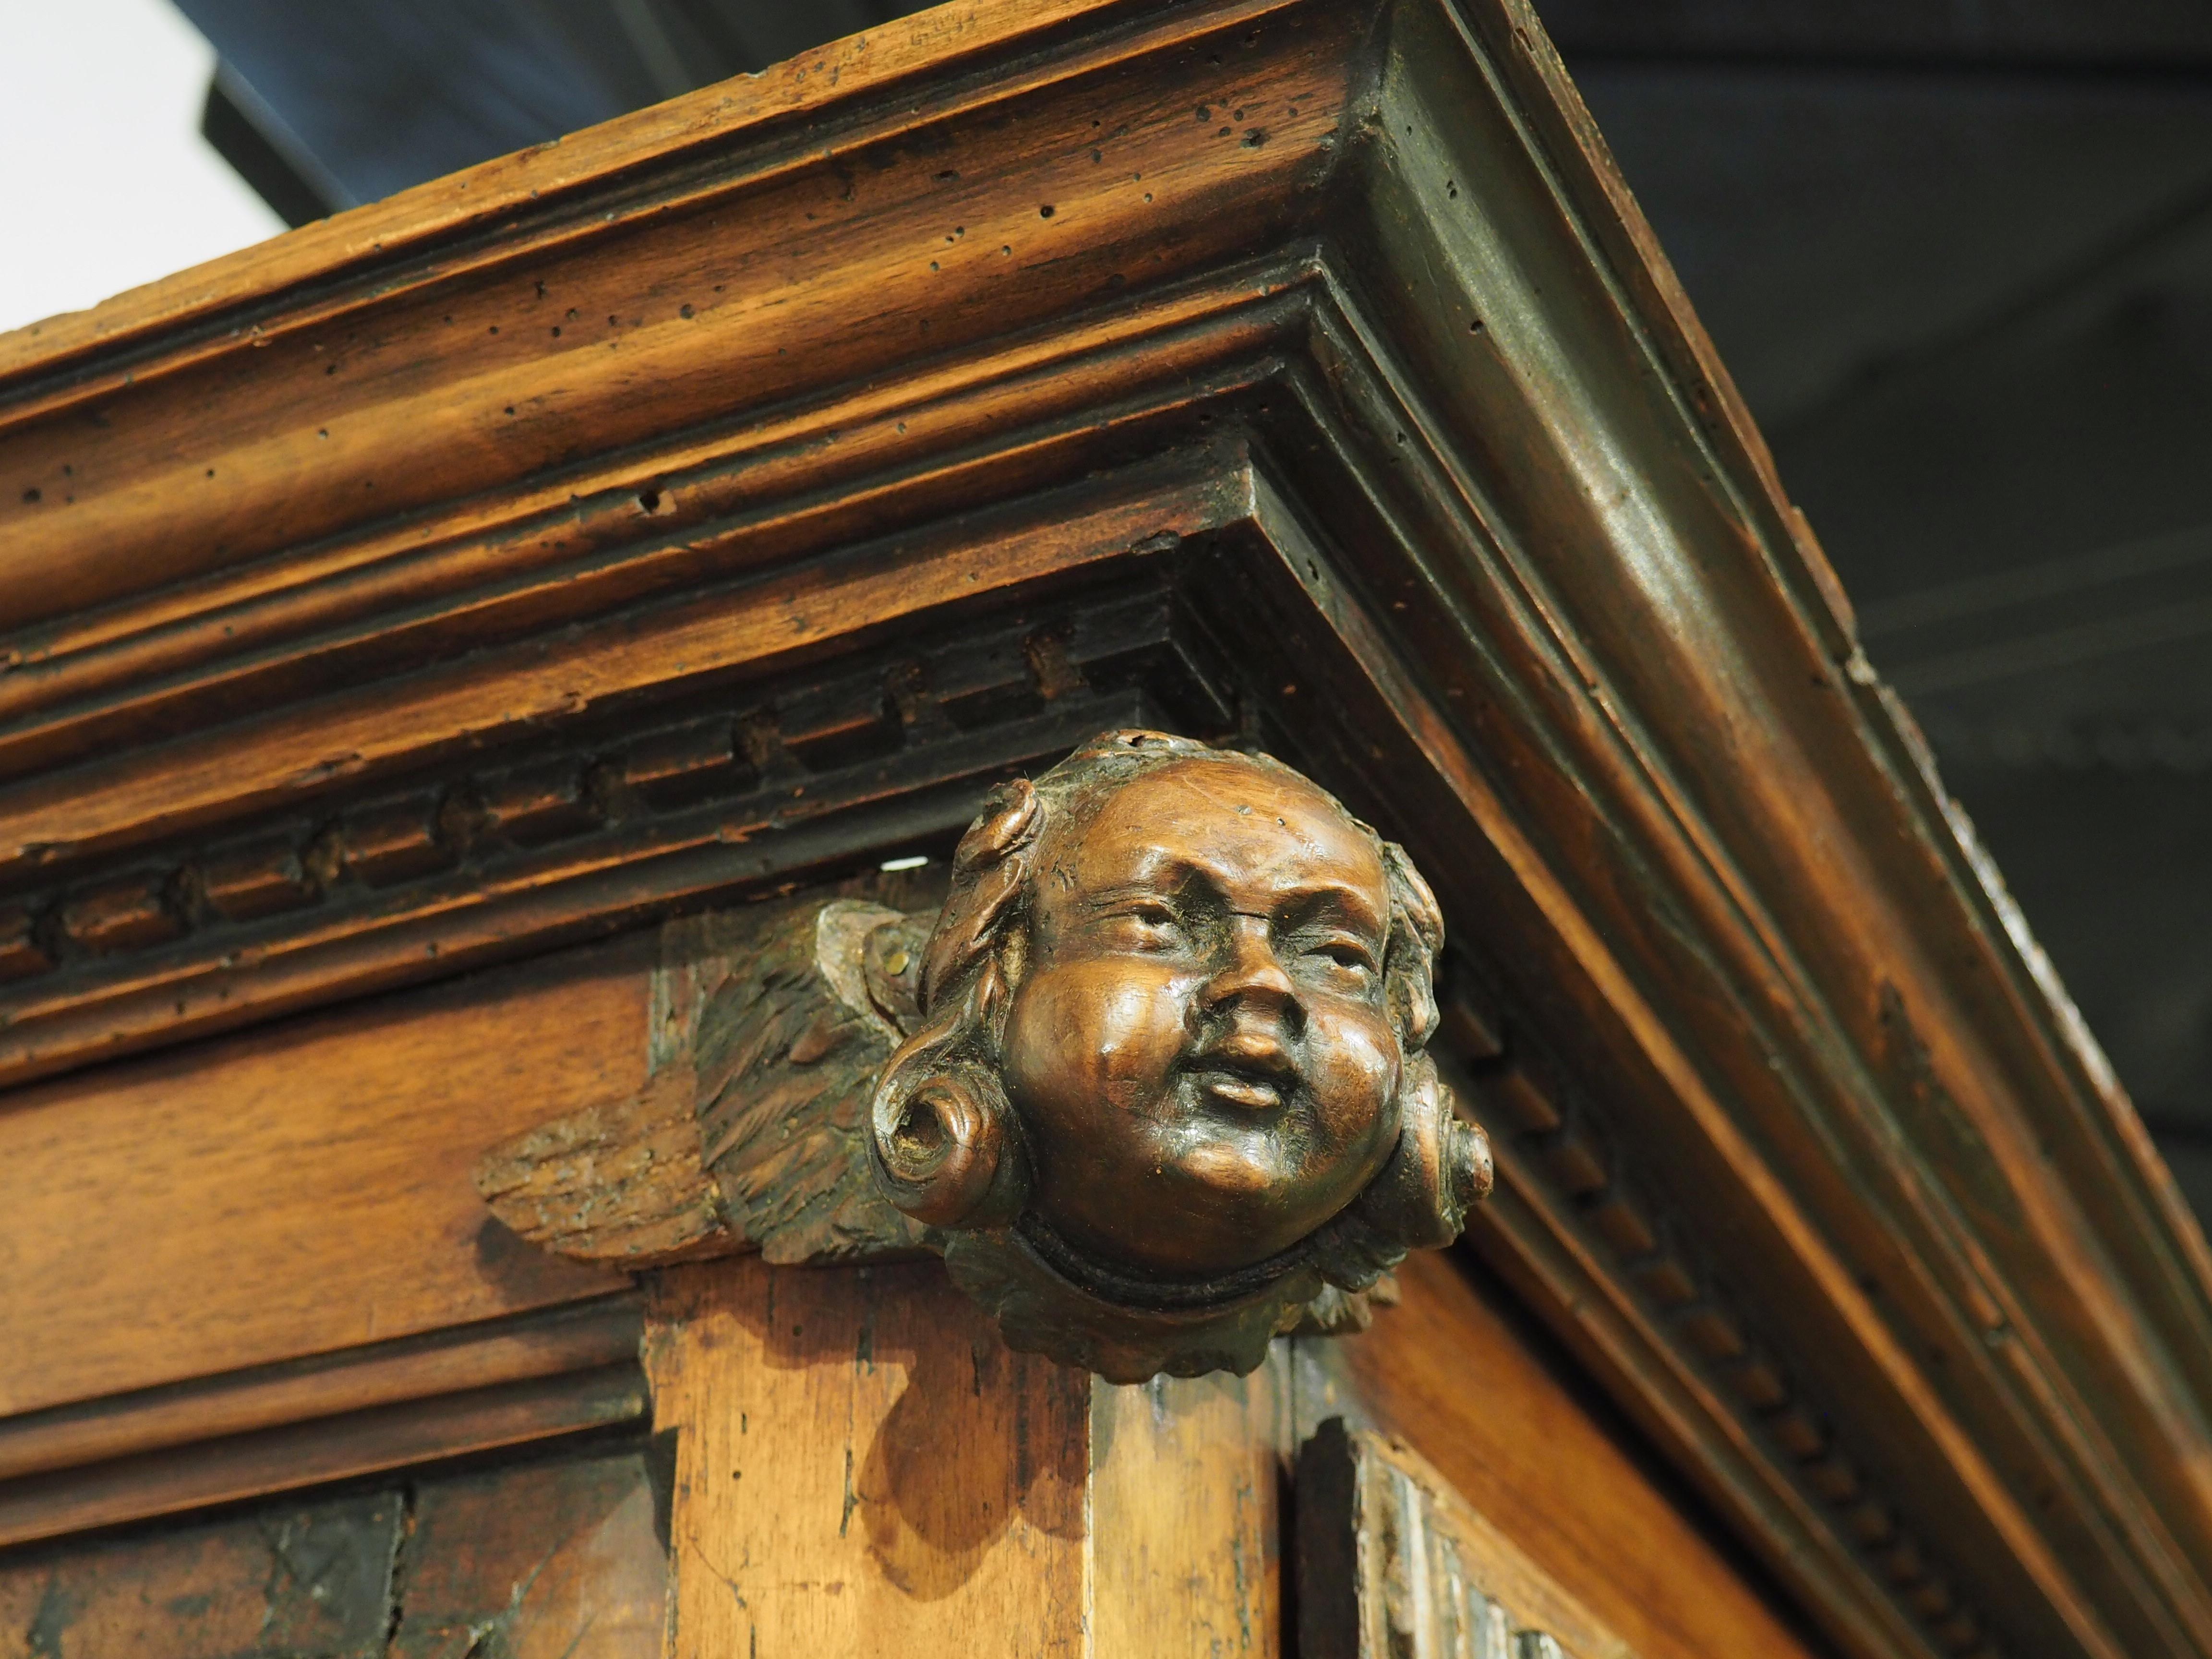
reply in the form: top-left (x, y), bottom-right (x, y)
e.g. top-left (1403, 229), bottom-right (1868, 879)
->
top-left (1168, 1138), bottom-right (1287, 1196)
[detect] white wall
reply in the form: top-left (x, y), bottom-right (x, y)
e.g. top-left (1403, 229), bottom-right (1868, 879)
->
top-left (0, 0), bottom-right (284, 339)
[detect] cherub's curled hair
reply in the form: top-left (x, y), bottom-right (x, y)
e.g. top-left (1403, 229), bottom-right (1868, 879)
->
top-left (867, 730), bottom-right (1484, 1288)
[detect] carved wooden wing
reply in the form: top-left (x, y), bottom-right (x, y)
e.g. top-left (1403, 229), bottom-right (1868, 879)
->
top-left (475, 897), bottom-right (932, 1267)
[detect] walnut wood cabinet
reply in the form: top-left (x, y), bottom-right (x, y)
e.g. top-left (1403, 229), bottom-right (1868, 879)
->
top-left (3, 1), bottom-right (2211, 1657)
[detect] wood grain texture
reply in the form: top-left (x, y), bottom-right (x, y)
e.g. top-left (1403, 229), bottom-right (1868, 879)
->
top-left (388, 1449), bottom-right (668, 1659)
top-left (644, 1257), bottom-right (1089, 1659)
top-left (1089, 1363), bottom-right (1287, 1658)
top-left (0, 0), bottom-right (2203, 1652)
top-left (1298, 1249), bottom-right (1823, 1659)
top-left (0, 1443), bottom-right (666, 1659)
top-left (0, 1296), bottom-right (640, 1487)
top-left (0, 937), bottom-right (649, 1418)
top-left (1296, 1419), bottom-right (1631, 1659)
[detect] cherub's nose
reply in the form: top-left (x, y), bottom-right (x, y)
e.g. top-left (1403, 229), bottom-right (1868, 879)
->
top-left (1199, 914), bottom-right (1297, 1015)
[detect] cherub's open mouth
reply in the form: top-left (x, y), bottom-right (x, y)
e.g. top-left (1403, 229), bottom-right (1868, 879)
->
top-left (1192, 1069), bottom-right (1281, 1109)
top-left (1184, 1051), bottom-right (1296, 1111)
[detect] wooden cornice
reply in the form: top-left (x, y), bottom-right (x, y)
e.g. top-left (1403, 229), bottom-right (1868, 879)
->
top-left (0, 1298), bottom-right (646, 1549)
top-left (2, 3), bottom-right (2209, 1659)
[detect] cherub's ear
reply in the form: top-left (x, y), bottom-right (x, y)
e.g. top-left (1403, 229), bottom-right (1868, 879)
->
top-left (869, 1050), bottom-right (1012, 1227)
top-left (1352, 1057), bottom-right (1492, 1251)
top-left (868, 963), bottom-right (1026, 1230)
top-left (1380, 840), bottom-right (1444, 1049)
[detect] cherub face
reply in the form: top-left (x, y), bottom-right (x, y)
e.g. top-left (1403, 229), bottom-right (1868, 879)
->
top-left (1001, 756), bottom-right (1404, 1280)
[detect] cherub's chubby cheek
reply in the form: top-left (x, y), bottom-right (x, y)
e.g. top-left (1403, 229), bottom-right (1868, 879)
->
top-left (1003, 960), bottom-right (1192, 1131)
top-left (1298, 1004), bottom-right (1399, 1154)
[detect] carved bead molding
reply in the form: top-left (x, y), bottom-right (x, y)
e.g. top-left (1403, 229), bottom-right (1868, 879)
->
top-left (481, 730), bottom-right (1493, 1382)
top-left (0, 580), bottom-right (1225, 1087)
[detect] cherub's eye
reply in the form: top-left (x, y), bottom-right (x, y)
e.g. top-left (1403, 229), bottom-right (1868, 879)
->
top-left (1302, 937), bottom-right (1378, 980)
top-left (1097, 896), bottom-right (1185, 950)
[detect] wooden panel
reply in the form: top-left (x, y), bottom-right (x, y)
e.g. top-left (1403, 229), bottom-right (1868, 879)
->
top-left (0, 1442), bottom-right (665, 1659)
top-left (1089, 1364), bottom-right (1286, 1657)
top-left (1301, 1249), bottom-right (1822, 1659)
top-left (1296, 1420), bottom-right (1631, 1659)
top-left (389, 1449), bottom-right (667, 1659)
top-left (644, 1257), bottom-right (1089, 1658)
top-left (0, 938), bottom-right (648, 1418)
top-left (0, 1297), bottom-right (640, 1487)
top-left (0, 1490), bottom-right (402, 1659)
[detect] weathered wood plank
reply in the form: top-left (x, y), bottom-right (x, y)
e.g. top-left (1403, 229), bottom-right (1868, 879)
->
top-left (0, 1443), bottom-right (666, 1659)
top-left (644, 1257), bottom-right (1089, 1658)
top-left (1089, 1363), bottom-right (1286, 1658)
top-left (390, 1449), bottom-right (668, 1659)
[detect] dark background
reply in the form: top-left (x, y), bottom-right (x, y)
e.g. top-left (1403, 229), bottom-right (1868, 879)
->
top-left (174, 0), bottom-right (2212, 1223)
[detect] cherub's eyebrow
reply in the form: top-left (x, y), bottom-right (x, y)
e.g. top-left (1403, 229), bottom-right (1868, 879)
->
top-left (1080, 879), bottom-right (1184, 909)
top-left (1078, 867), bottom-right (1384, 939)
top-left (1271, 882), bottom-right (1386, 942)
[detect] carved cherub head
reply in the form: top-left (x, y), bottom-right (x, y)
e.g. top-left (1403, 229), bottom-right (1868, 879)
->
top-left (868, 731), bottom-right (1491, 1378)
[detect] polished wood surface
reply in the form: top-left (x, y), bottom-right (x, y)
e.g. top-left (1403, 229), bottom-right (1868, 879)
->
top-left (0, 0), bottom-right (2205, 1653)
top-left (865, 734), bottom-right (1487, 1380)
top-left (0, 939), bottom-right (646, 1417)
top-left (1311, 1249), bottom-right (1821, 1659)
top-left (1089, 1365), bottom-right (1284, 1656)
